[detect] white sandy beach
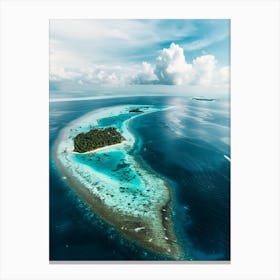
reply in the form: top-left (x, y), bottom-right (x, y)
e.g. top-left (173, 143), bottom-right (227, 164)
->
top-left (72, 140), bottom-right (128, 155)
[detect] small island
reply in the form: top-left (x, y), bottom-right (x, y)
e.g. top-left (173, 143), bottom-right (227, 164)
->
top-left (192, 97), bottom-right (215, 102)
top-left (129, 108), bottom-right (143, 113)
top-left (73, 127), bottom-right (124, 153)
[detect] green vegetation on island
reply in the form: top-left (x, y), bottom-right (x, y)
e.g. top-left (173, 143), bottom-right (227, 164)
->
top-left (73, 127), bottom-right (124, 153)
top-left (129, 108), bottom-right (144, 113)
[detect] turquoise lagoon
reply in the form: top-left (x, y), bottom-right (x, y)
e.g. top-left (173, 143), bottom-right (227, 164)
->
top-left (56, 105), bottom-right (171, 215)
top-left (54, 105), bottom-right (182, 258)
top-left (50, 94), bottom-right (230, 261)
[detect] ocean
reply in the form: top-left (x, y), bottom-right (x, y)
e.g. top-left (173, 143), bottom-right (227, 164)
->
top-left (49, 93), bottom-right (230, 261)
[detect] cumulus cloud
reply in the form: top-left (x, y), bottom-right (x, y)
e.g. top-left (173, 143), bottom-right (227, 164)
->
top-left (192, 55), bottom-right (217, 85)
top-left (97, 71), bottom-right (121, 85)
top-left (154, 43), bottom-right (193, 85)
top-left (50, 40), bottom-right (129, 86)
top-left (218, 66), bottom-right (230, 85)
top-left (50, 41), bottom-right (229, 88)
top-left (133, 43), bottom-right (229, 86)
top-left (132, 62), bottom-right (158, 84)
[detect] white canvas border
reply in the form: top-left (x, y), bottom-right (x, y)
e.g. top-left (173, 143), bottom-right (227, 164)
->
top-left (0, 0), bottom-right (279, 279)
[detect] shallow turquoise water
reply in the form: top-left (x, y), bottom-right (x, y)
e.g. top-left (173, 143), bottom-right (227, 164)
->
top-left (50, 95), bottom-right (230, 261)
top-left (97, 113), bottom-right (135, 132)
top-left (72, 151), bottom-right (142, 191)
top-left (68, 107), bottom-right (161, 201)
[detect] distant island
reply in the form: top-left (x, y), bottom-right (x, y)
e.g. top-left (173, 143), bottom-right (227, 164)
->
top-left (73, 127), bottom-right (124, 153)
top-left (129, 108), bottom-right (144, 113)
top-left (192, 97), bottom-right (215, 102)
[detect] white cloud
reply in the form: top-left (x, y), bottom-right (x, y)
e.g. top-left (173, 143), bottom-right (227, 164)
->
top-left (50, 42), bottom-right (229, 88)
top-left (50, 19), bottom-right (197, 50)
top-left (218, 66), bottom-right (230, 85)
top-left (50, 39), bottom-right (128, 86)
top-left (183, 33), bottom-right (228, 51)
top-left (133, 43), bottom-right (229, 86)
top-left (154, 43), bottom-right (193, 85)
top-left (49, 39), bottom-right (91, 81)
top-left (192, 55), bottom-right (217, 85)
top-left (96, 70), bottom-right (106, 81)
top-left (97, 71), bottom-right (122, 85)
top-left (50, 20), bottom-right (131, 41)
top-left (49, 20), bottom-right (230, 90)
top-left (132, 62), bottom-right (158, 84)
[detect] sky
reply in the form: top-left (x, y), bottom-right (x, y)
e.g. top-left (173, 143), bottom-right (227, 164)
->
top-left (50, 19), bottom-right (230, 92)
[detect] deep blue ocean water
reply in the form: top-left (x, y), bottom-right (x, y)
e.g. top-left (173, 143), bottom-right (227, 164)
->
top-left (49, 95), bottom-right (230, 261)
